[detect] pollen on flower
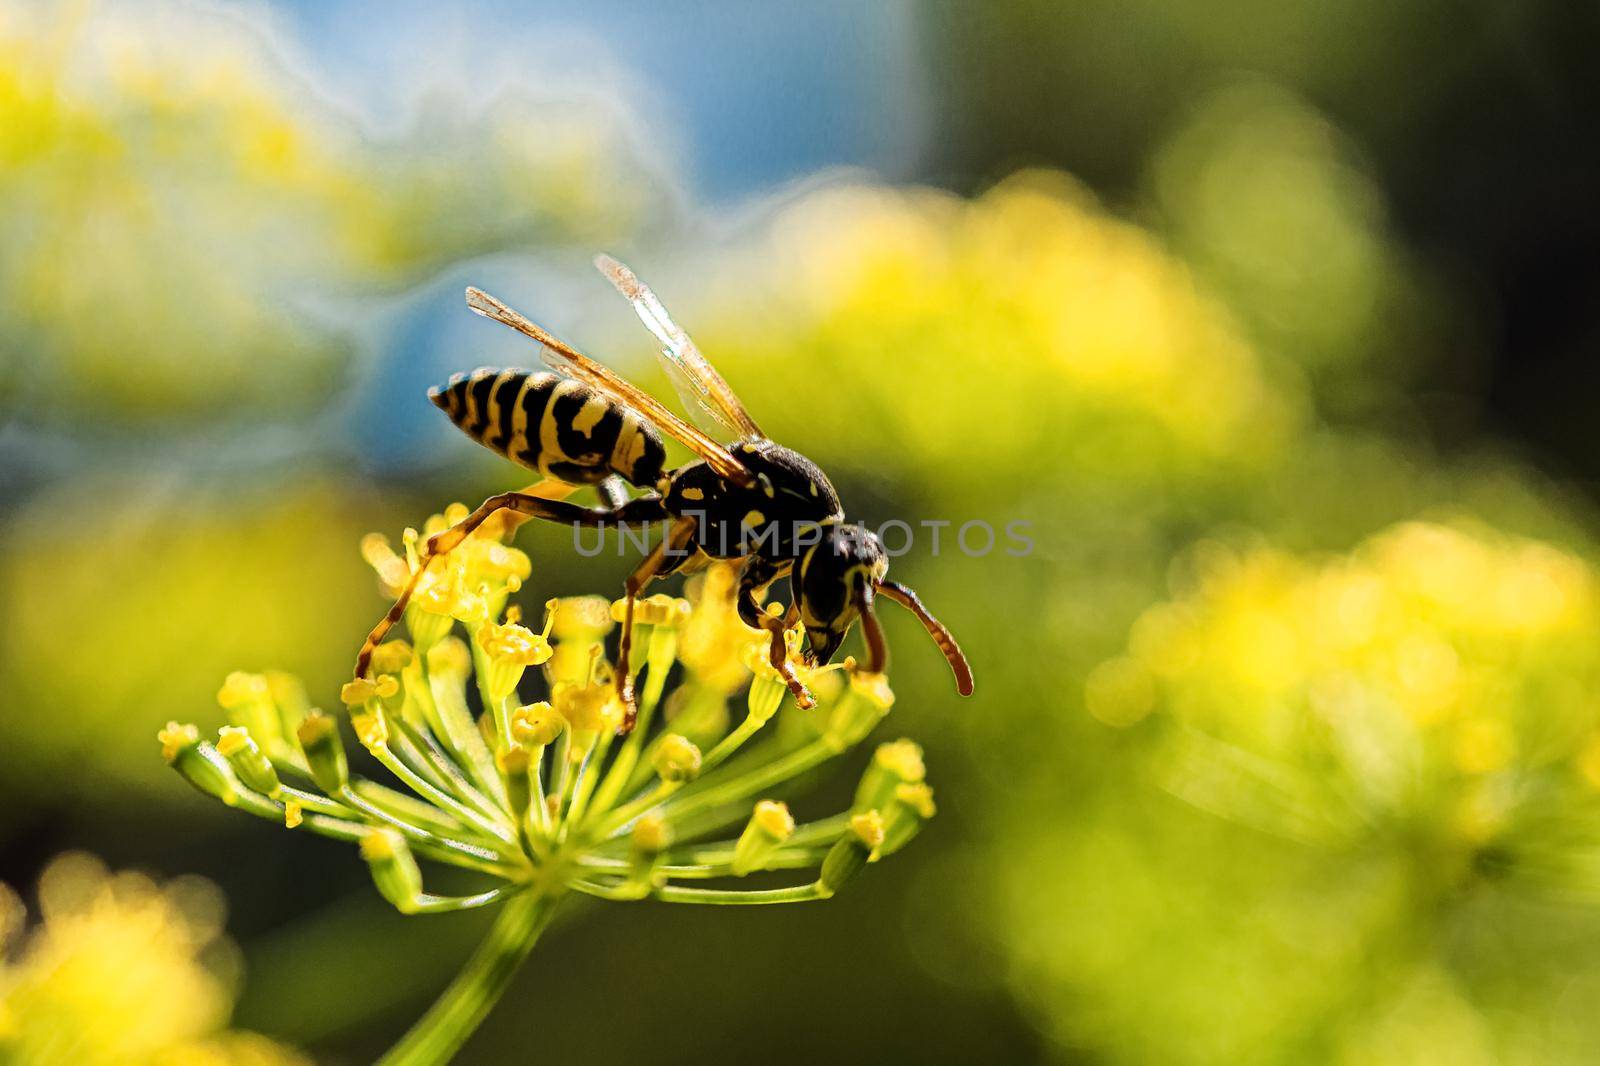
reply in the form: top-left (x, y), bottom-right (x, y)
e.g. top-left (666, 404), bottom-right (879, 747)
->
top-left (476, 619), bottom-right (553, 667)
top-left (611, 593), bottom-right (692, 628)
top-left (341, 676), bottom-right (399, 707)
top-left (550, 595), bottom-right (616, 639)
top-left (284, 799), bottom-right (303, 829)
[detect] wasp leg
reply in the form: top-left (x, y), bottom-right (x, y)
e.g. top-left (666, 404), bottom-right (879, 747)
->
top-left (355, 487), bottom-right (667, 678)
top-left (615, 515), bottom-right (699, 732)
top-left (735, 557), bottom-right (813, 710)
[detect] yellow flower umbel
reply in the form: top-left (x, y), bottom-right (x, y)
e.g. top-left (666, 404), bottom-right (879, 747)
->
top-left (1095, 519), bottom-right (1600, 864)
top-left (159, 511), bottom-right (939, 1064)
top-left (0, 854), bottom-right (307, 1066)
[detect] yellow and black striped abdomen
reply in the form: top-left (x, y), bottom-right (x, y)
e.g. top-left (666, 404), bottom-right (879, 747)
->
top-left (429, 368), bottom-right (666, 488)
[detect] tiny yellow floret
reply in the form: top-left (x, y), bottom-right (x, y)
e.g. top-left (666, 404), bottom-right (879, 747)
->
top-left (851, 809), bottom-right (886, 849)
top-left (753, 799), bottom-right (796, 840)
top-left (158, 722), bottom-right (200, 763)
top-left (652, 734), bottom-right (703, 782)
top-left (874, 739), bottom-right (926, 783)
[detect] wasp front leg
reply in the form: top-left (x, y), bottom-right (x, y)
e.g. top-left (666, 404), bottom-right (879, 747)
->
top-left (355, 487), bottom-right (667, 678)
top-left (614, 515), bottom-right (699, 732)
top-left (736, 557), bottom-right (813, 710)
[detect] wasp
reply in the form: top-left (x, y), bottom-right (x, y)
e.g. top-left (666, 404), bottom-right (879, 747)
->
top-left (355, 255), bottom-right (973, 726)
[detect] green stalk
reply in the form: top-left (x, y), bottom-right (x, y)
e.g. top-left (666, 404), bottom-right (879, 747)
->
top-left (377, 887), bottom-right (563, 1066)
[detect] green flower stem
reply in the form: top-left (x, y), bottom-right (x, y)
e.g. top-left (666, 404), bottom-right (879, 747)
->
top-left (367, 744), bottom-right (516, 844)
top-left (377, 886), bottom-right (563, 1066)
top-left (393, 717), bottom-right (507, 826)
top-left (382, 721), bottom-right (457, 794)
top-left (591, 781), bottom-right (681, 838)
top-left (336, 786), bottom-right (523, 874)
top-left (654, 882), bottom-right (830, 905)
top-left (404, 885), bottom-right (520, 914)
top-left (698, 711), bottom-right (771, 775)
top-left (649, 740), bottom-right (835, 831)
top-left (276, 785), bottom-right (361, 820)
top-left (575, 846), bottom-right (829, 879)
top-left (587, 636), bottom-right (674, 815)
top-left (787, 812), bottom-right (852, 847)
top-left (424, 663), bottom-right (508, 807)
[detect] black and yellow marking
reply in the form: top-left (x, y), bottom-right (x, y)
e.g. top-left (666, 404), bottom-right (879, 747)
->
top-left (430, 368), bottom-right (666, 488)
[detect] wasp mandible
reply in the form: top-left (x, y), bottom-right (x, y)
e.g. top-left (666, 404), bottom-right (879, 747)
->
top-left (355, 256), bottom-right (974, 726)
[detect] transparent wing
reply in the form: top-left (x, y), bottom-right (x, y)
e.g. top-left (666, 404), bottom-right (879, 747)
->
top-left (594, 254), bottom-right (765, 442)
top-left (464, 287), bottom-right (754, 487)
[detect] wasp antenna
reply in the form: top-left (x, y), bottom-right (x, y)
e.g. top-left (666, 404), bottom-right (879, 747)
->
top-left (875, 580), bottom-right (974, 697)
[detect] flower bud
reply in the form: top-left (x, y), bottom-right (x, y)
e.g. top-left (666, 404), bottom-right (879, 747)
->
top-left (360, 829), bottom-right (424, 913)
top-left (476, 618), bottom-right (554, 702)
top-left (612, 593), bottom-right (691, 628)
top-left (851, 809), bottom-right (887, 852)
top-left (820, 827), bottom-right (874, 896)
top-left (631, 812), bottom-right (674, 856)
top-left (296, 713), bottom-right (348, 795)
top-left (822, 673), bottom-right (895, 751)
top-left (511, 701), bottom-right (564, 747)
top-left (351, 710), bottom-right (389, 751)
top-left (732, 800), bottom-right (795, 875)
top-left (854, 738), bottom-right (925, 813)
top-left (554, 681), bottom-right (622, 735)
top-left (159, 724), bottom-right (239, 806)
top-left (215, 726), bottom-right (280, 796)
top-left (216, 672), bottom-right (281, 747)
top-left (880, 783), bottom-right (936, 856)
top-left (652, 734), bottom-right (703, 783)
top-left (368, 640), bottom-right (414, 676)
top-left (746, 674), bottom-right (786, 726)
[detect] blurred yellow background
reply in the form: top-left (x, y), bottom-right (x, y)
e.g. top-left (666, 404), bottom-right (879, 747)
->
top-left (4, 1), bottom-right (1600, 1063)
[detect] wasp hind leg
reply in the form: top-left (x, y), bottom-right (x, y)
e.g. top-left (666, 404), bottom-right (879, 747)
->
top-left (735, 557), bottom-right (814, 710)
top-left (354, 484), bottom-right (667, 678)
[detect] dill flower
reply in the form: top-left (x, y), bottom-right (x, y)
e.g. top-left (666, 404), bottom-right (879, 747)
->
top-left (689, 171), bottom-right (1302, 503)
top-left (0, 853), bottom-right (307, 1066)
top-left (160, 508), bottom-right (939, 1064)
top-left (0, 0), bottom-right (668, 423)
top-left (1104, 520), bottom-right (1600, 861)
top-left (993, 518), bottom-right (1600, 1064)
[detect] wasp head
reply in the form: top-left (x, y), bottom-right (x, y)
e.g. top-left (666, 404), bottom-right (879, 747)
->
top-left (793, 524), bottom-right (974, 698)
